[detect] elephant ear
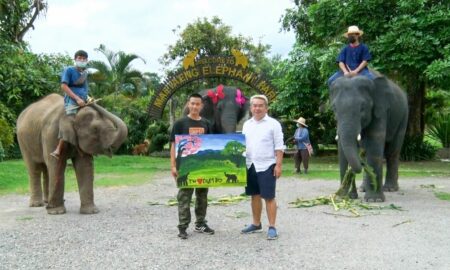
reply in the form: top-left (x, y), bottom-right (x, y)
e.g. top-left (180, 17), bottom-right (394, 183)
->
top-left (371, 76), bottom-right (390, 119)
top-left (58, 115), bottom-right (78, 146)
top-left (237, 94), bottom-right (250, 122)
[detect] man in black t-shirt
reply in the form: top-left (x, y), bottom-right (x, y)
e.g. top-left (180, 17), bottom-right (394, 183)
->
top-left (170, 93), bottom-right (214, 239)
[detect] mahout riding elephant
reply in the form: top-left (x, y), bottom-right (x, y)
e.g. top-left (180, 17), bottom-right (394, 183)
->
top-left (329, 76), bottom-right (408, 202)
top-left (199, 85), bottom-right (249, 133)
top-left (17, 94), bottom-right (128, 214)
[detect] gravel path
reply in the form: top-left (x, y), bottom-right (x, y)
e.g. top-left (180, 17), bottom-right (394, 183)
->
top-left (1, 174), bottom-right (449, 270)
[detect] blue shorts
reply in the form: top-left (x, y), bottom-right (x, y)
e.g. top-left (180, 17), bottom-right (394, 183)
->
top-left (245, 164), bottom-right (276, 199)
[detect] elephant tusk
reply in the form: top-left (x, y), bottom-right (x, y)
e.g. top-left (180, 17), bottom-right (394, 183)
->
top-left (357, 134), bottom-right (361, 141)
top-left (335, 135), bottom-right (339, 141)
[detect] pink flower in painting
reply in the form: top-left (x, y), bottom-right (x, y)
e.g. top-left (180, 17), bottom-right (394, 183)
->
top-left (175, 135), bottom-right (202, 157)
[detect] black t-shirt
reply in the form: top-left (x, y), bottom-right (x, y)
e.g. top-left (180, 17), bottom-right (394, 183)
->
top-left (170, 117), bottom-right (212, 142)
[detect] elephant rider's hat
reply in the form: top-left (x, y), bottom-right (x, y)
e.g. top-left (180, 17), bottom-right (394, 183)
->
top-left (343, 25), bottom-right (364, 37)
top-left (294, 117), bottom-right (308, 127)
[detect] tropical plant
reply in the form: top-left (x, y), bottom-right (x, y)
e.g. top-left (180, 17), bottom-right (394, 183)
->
top-left (400, 135), bottom-right (437, 161)
top-left (281, 0), bottom-right (450, 140)
top-left (89, 44), bottom-right (146, 97)
top-left (427, 113), bottom-right (450, 148)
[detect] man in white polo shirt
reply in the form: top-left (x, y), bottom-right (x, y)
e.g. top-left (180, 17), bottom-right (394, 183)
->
top-left (241, 94), bottom-right (284, 240)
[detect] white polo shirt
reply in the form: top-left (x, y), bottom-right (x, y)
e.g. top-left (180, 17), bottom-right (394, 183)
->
top-left (242, 114), bottom-right (285, 172)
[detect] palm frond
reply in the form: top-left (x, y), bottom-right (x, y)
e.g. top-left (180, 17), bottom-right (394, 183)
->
top-left (427, 112), bottom-right (450, 148)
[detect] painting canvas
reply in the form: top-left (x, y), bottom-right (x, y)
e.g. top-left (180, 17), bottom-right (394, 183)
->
top-left (175, 134), bottom-right (247, 188)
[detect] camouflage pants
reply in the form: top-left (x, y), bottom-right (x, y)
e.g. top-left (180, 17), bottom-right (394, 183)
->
top-left (177, 188), bottom-right (209, 229)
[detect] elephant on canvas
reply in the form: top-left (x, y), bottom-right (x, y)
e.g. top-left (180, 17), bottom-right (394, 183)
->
top-left (199, 85), bottom-right (249, 134)
top-left (17, 94), bottom-right (128, 214)
top-left (329, 76), bottom-right (408, 202)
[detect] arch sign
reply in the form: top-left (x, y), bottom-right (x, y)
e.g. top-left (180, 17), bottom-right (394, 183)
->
top-left (148, 49), bottom-right (278, 120)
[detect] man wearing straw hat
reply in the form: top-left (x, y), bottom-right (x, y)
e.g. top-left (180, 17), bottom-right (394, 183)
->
top-left (327, 25), bottom-right (375, 86)
top-left (293, 117), bottom-right (311, 174)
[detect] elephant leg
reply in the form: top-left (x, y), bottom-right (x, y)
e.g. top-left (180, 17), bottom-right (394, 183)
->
top-left (46, 150), bottom-right (67, 214)
top-left (363, 155), bottom-right (385, 202)
top-left (338, 143), bottom-right (349, 182)
top-left (43, 165), bottom-right (49, 203)
top-left (72, 154), bottom-right (99, 214)
top-left (384, 147), bottom-right (400, 192)
top-left (338, 142), bottom-right (357, 199)
top-left (27, 162), bottom-right (45, 207)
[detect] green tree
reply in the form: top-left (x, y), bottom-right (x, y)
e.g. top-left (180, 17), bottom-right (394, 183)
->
top-left (141, 72), bottom-right (161, 97)
top-left (270, 43), bottom-right (337, 146)
top-left (159, 16), bottom-right (272, 122)
top-left (281, 0), bottom-right (450, 139)
top-left (160, 16), bottom-right (271, 71)
top-left (0, 0), bottom-right (46, 43)
top-left (89, 44), bottom-right (146, 97)
top-left (222, 141), bottom-right (245, 168)
top-left (0, 40), bottom-right (72, 120)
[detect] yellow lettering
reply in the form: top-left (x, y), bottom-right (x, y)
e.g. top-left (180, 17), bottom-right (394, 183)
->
top-left (242, 72), bottom-right (253, 83)
top-left (202, 66), bottom-right (211, 75)
top-left (227, 67), bottom-right (237, 76)
top-left (235, 69), bottom-right (243, 79)
top-left (215, 66), bottom-right (224, 75)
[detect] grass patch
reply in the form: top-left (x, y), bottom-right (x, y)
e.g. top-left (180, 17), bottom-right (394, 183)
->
top-left (434, 192), bottom-right (450, 201)
top-left (1, 155), bottom-right (449, 196)
top-left (283, 156), bottom-right (450, 179)
top-left (0, 155), bottom-right (170, 195)
top-left (16, 216), bottom-right (33, 221)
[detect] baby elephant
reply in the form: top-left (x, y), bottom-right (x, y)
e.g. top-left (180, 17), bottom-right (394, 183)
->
top-left (132, 139), bottom-right (149, 156)
top-left (224, 172), bottom-right (237, 183)
top-left (177, 173), bottom-right (189, 187)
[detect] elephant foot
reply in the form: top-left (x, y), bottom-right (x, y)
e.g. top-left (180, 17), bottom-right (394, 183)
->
top-left (364, 191), bottom-right (385, 202)
top-left (29, 199), bottom-right (45, 207)
top-left (46, 205), bottom-right (66, 215)
top-left (80, 204), bottom-right (99, 214)
top-left (348, 192), bottom-right (358, 199)
top-left (358, 185), bottom-right (367, 192)
top-left (383, 183), bottom-right (399, 192)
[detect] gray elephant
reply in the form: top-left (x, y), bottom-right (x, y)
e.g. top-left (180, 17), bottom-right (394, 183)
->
top-left (17, 94), bottom-right (128, 214)
top-left (330, 76), bottom-right (408, 202)
top-left (199, 85), bottom-right (249, 133)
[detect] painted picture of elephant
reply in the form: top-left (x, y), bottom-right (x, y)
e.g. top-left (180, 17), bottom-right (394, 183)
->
top-left (16, 94), bottom-right (128, 214)
top-left (330, 76), bottom-right (408, 202)
top-left (199, 85), bottom-right (249, 134)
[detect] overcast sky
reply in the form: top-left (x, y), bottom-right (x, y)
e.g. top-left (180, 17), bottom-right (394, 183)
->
top-left (25, 0), bottom-right (297, 76)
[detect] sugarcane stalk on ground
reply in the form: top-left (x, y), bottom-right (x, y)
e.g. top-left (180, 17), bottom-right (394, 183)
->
top-left (289, 153), bottom-right (400, 216)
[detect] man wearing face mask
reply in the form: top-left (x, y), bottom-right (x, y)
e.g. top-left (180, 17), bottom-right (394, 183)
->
top-left (51, 50), bottom-right (89, 159)
top-left (327, 25), bottom-right (374, 86)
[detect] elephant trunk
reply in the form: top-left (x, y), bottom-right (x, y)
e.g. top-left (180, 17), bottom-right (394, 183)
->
top-left (339, 125), bottom-right (362, 173)
top-left (220, 111), bottom-right (238, 134)
top-left (91, 104), bottom-right (128, 150)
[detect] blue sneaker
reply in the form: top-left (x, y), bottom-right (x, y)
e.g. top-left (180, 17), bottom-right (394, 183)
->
top-left (241, 224), bottom-right (262, 234)
top-left (267, 226), bottom-right (278, 240)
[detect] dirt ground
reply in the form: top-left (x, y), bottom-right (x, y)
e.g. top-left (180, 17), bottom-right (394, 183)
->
top-left (1, 174), bottom-right (449, 270)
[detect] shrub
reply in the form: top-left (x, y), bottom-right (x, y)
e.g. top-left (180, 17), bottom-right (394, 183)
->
top-left (0, 141), bottom-right (4, 162)
top-left (146, 121), bottom-right (170, 153)
top-left (400, 135), bottom-right (437, 161)
top-left (99, 94), bottom-right (151, 154)
top-left (0, 118), bottom-right (14, 150)
top-left (427, 112), bottom-right (450, 148)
